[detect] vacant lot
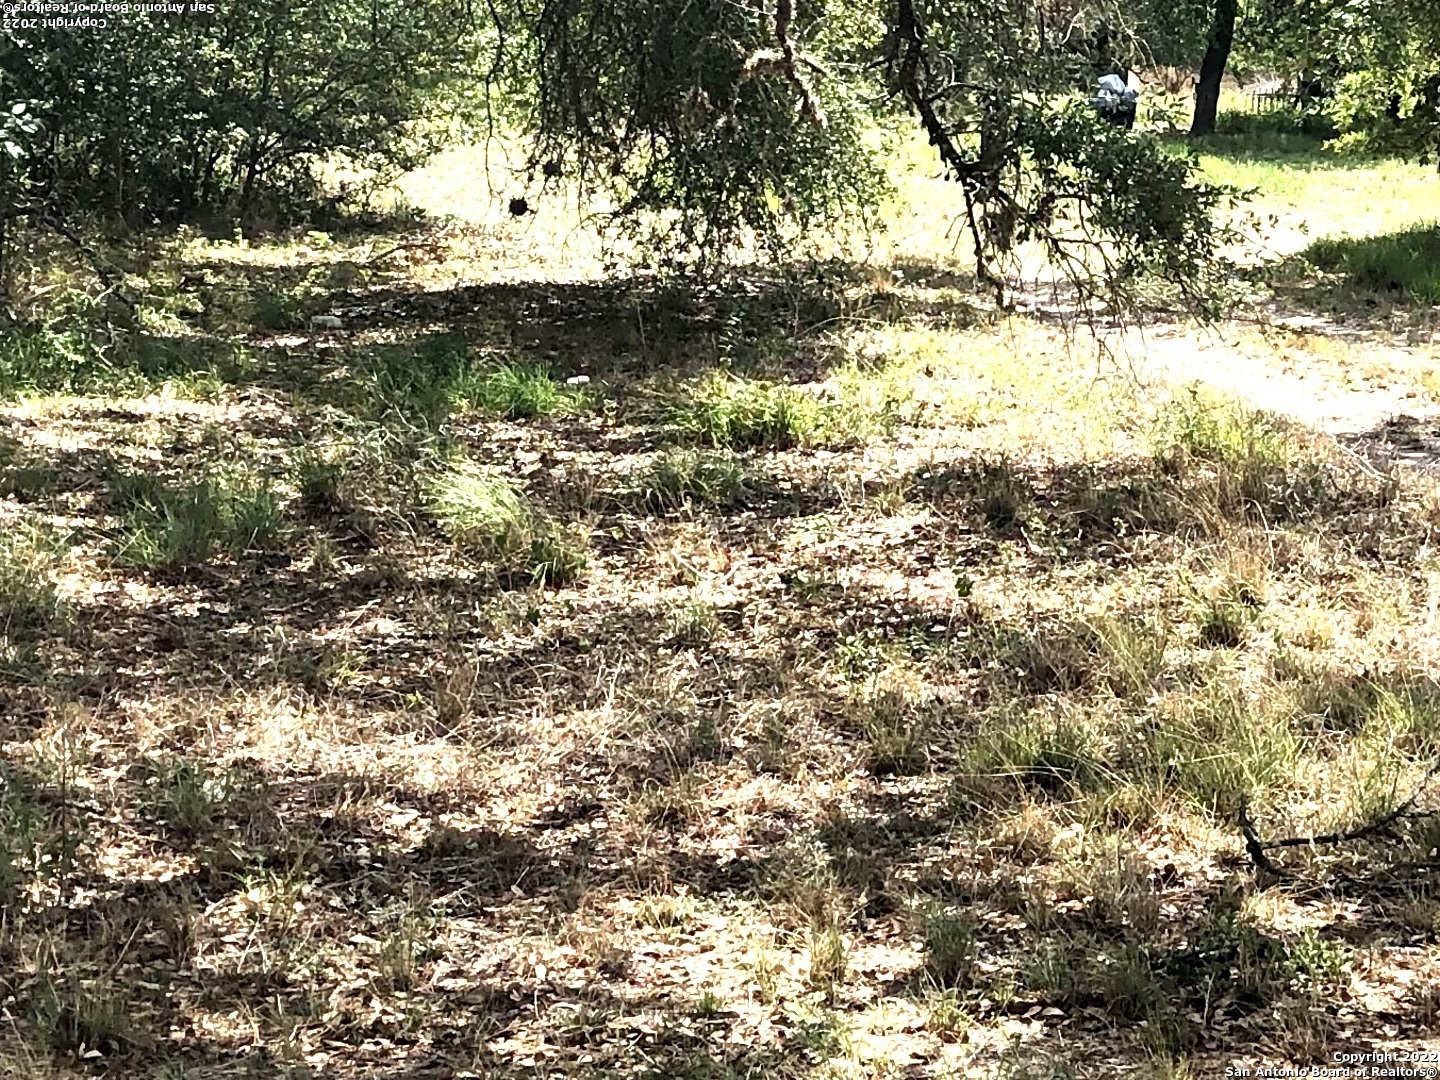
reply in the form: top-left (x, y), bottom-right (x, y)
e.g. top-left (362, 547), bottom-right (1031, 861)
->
top-left (3, 133), bottom-right (1440, 1079)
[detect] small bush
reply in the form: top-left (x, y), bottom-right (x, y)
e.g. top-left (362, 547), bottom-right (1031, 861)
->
top-left (423, 458), bottom-right (586, 585)
top-left (670, 373), bottom-right (821, 449)
top-left (640, 448), bottom-right (755, 510)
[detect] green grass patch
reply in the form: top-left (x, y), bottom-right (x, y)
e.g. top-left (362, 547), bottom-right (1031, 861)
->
top-left (670, 373), bottom-right (823, 449)
top-left (111, 472), bottom-right (286, 570)
top-left (1155, 390), bottom-right (1293, 471)
top-left (457, 360), bottom-right (587, 419)
top-left (1305, 224), bottom-right (1440, 304)
top-left (640, 448), bottom-right (756, 510)
top-left (423, 458), bottom-right (586, 585)
top-left (356, 336), bottom-right (585, 420)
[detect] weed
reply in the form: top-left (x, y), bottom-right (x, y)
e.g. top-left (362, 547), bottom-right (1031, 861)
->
top-left (1150, 682), bottom-right (1298, 817)
top-left (1156, 390), bottom-right (1294, 510)
top-left (861, 690), bottom-right (928, 776)
top-left (424, 459), bottom-right (530, 551)
top-left (666, 593), bottom-right (721, 646)
top-left (924, 987), bottom-right (971, 1040)
top-left (807, 924), bottom-right (847, 995)
top-left (527, 520), bottom-right (589, 585)
top-left (1088, 615), bottom-right (1168, 699)
top-left (378, 903), bottom-right (443, 991)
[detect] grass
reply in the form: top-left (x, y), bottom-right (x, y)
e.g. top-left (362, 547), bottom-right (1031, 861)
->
top-left (1304, 224), bottom-right (1440, 304)
top-left (111, 471), bottom-right (285, 569)
top-left (0, 133), bottom-right (1438, 1080)
top-left (0, 529), bottom-right (64, 638)
top-left (670, 372), bottom-right (824, 449)
top-left (423, 457), bottom-right (587, 584)
top-left (639, 448), bottom-right (757, 510)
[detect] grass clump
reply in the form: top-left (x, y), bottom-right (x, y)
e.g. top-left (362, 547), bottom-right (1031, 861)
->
top-left (0, 530), bottom-right (64, 637)
top-left (112, 473), bottom-right (285, 570)
top-left (640, 448), bottom-right (755, 510)
top-left (918, 903), bottom-right (976, 986)
top-left (462, 360), bottom-right (586, 419)
top-left (1156, 390), bottom-right (1292, 473)
top-left (1305, 224), bottom-right (1440, 304)
top-left (423, 458), bottom-right (586, 585)
top-left (671, 372), bottom-right (821, 449)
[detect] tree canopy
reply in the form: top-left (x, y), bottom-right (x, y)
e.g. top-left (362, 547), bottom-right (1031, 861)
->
top-left (2, 0), bottom-right (1432, 309)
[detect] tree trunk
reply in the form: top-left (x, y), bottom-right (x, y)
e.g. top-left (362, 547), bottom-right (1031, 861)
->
top-left (1190, 0), bottom-right (1238, 137)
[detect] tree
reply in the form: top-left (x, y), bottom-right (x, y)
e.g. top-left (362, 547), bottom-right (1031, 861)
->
top-left (4, 0), bottom-right (1242, 316)
top-left (498, 0), bottom-right (1240, 312)
top-left (1, 0), bottom-right (478, 225)
top-left (1190, 0), bottom-right (1238, 136)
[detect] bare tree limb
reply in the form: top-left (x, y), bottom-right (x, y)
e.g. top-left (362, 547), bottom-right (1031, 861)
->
top-left (1239, 759), bottom-right (1440, 875)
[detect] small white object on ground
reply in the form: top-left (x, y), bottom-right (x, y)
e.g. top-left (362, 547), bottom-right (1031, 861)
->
top-left (566, 375), bottom-right (591, 385)
top-left (309, 314), bottom-right (344, 330)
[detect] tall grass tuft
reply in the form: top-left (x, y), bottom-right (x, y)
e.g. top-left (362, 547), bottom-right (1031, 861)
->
top-left (670, 372), bottom-right (821, 449)
top-left (111, 473), bottom-right (285, 570)
top-left (423, 458), bottom-right (586, 585)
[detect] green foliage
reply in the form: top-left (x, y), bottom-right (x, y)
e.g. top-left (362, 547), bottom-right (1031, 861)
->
top-left (423, 458), bottom-right (586, 584)
top-left (1155, 390), bottom-right (1292, 472)
top-left (1013, 105), bottom-right (1245, 314)
top-left (4, 0), bottom-right (479, 223)
top-left (1235, 0), bottom-right (1440, 160)
top-left (112, 473), bottom-right (285, 570)
top-left (1305, 224), bottom-right (1440, 303)
top-left (424, 461), bottom-right (531, 551)
top-left (512, 0), bottom-right (890, 259)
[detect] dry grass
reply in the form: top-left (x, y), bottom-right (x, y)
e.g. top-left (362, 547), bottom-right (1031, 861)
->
top-left (3, 134), bottom-right (1440, 1080)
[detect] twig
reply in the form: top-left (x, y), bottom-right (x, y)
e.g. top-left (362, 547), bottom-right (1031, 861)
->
top-left (1237, 797), bottom-right (1281, 875)
top-left (1239, 758), bottom-right (1440, 874)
